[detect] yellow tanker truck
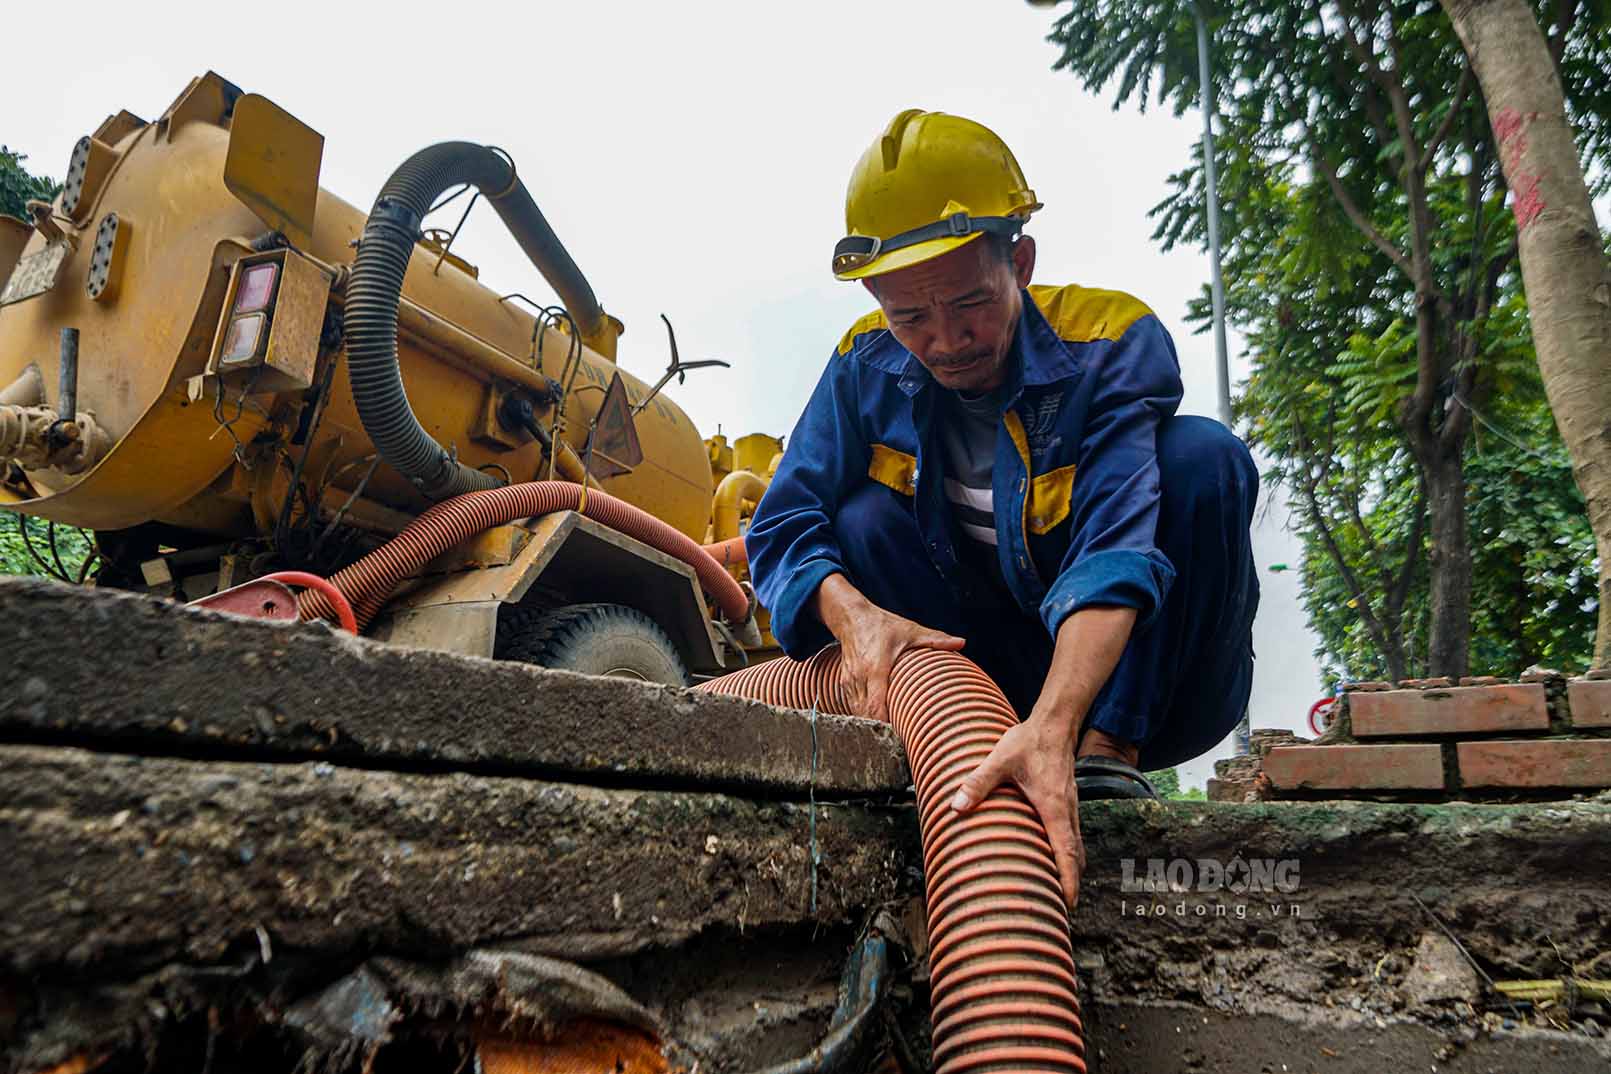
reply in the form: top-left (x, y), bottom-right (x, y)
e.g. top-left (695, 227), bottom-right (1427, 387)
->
top-left (0, 71), bottom-right (778, 682)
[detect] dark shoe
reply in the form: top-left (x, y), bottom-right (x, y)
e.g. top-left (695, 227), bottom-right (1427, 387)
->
top-left (1075, 755), bottom-right (1161, 800)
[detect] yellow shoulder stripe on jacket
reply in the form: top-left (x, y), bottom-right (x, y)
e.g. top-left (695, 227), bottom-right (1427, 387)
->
top-left (836, 309), bottom-right (890, 356)
top-left (1029, 284), bottom-right (1153, 344)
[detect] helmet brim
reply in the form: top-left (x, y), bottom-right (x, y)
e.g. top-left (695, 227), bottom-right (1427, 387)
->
top-left (833, 231), bottom-right (985, 282)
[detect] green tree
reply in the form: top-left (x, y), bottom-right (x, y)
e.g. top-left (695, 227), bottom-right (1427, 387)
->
top-left (1301, 404), bottom-right (1596, 682)
top-left (1144, 765), bottom-right (1207, 800)
top-left (0, 510), bottom-right (96, 582)
top-left (1037, 0), bottom-right (1609, 678)
top-left (0, 146), bottom-right (60, 220)
top-left (1441, 0), bottom-right (1611, 669)
top-left (1147, 766), bottom-right (1182, 796)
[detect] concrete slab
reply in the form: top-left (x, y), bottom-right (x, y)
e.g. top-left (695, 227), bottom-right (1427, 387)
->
top-left (6, 577), bottom-right (1611, 1070)
top-left (7, 752), bottom-right (1611, 1070)
top-left (0, 743), bottom-right (917, 975)
top-left (0, 577), bottom-right (909, 798)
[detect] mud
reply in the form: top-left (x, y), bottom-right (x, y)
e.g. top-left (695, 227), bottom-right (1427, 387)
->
top-left (1085, 1001), bottom-right (1610, 1073)
top-left (1070, 798), bottom-right (1611, 1025)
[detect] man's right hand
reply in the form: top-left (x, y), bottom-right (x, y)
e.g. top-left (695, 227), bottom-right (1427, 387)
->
top-left (813, 573), bottom-right (966, 720)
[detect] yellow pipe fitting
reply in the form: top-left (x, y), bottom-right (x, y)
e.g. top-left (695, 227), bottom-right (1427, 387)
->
top-left (711, 469), bottom-right (769, 544)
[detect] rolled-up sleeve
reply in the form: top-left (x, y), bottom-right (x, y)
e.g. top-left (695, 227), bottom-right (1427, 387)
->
top-left (746, 356), bottom-right (866, 656)
top-left (1038, 315), bottom-right (1183, 637)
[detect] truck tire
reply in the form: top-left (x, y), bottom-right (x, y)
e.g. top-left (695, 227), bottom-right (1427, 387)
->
top-left (494, 603), bottom-right (688, 686)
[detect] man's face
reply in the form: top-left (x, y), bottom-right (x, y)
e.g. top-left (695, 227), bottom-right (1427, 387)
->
top-left (865, 234), bottom-right (1036, 394)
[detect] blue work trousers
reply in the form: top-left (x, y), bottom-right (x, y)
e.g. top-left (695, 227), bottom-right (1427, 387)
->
top-left (831, 415), bottom-right (1258, 771)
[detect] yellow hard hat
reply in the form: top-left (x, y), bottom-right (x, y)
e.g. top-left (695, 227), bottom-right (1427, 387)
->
top-left (832, 109), bottom-right (1042, 281)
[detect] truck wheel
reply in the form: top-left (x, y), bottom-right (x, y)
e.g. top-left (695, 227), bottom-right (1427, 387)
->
top-left (495, 603), bottom-right (688, 686)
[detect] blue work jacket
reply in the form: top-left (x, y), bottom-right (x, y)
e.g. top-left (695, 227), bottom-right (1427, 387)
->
top-left (748, 284), bottom-right (1184, 658)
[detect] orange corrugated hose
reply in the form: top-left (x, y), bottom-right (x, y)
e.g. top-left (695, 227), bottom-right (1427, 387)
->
top-left (697, 647), bottom-right (1087, 1074)
top-left (298, 482), bottom-right (750, 631)
top-left (701, 536), bottom-right (748, 568)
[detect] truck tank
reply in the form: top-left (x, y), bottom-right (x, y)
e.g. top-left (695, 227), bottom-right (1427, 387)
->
top-left (0, 72), bottom-right (715, 552)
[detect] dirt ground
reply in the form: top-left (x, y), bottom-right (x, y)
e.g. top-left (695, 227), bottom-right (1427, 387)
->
top-left (3, 578), bottom-right (1609, 1072)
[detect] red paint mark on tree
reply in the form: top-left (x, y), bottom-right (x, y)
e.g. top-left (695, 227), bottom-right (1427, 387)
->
top-left (1493, 110), bottom-right (1546, 231)
top-left (1511, 172), bottom-right (1546, 230)
top-left (1493, 108), bottom-right (1528, 146)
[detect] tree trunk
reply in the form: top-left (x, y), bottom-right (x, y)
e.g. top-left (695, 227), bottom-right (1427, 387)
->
top-left (1442, 0), bottom-right (1611, 669)
top-left (1423, 441), bottom-right (1472, 678)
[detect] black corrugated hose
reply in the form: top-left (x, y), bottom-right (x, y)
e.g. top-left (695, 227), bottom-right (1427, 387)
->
top-left (345, 142), bottom-right (607, 499)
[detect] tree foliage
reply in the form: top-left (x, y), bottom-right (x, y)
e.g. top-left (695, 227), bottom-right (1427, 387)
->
top-left (1042, 0), bottom-right (1609, 679)
top-left (1301, 404), bottom-right (1597, 681)
top-left (0, 146), bottom-right (60, 220)
top-left (0, 511), bottom-right (96, 583)
top-left (1441, 0), bottom-right (1611, 670)
top-left (1144, 765), bottom-right (1208, 800)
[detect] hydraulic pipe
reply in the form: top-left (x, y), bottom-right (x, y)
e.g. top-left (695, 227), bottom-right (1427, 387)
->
top-left (346, 142), bottom-right (613, 500)
top-left (56, 329), bottom-right (78, 426)
top-left (698, 649), bottom-right (1087, 1074)
top-left (711, 469), bottom-right (768, 544)
top-left (393, 296), bottom-right (554, 398)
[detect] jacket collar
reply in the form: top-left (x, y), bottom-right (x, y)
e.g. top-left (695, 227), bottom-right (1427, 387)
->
top-left (852, 289), bottom-right (1080, 400)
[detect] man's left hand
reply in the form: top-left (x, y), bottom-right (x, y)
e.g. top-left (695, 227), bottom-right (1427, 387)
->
top-left (949, 716), bottom-right (1086, 912)
top-left (945, 605), bottom-right (1137, 915)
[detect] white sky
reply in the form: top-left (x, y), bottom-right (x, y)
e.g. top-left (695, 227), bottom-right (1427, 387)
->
top-left (3, 0), bottom-right (1326, 788)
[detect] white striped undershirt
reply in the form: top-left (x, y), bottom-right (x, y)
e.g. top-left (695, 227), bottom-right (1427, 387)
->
top-left (944, 477), bottom-right (997, 546)
top-left (938, 387), bottom-right (1007, 554)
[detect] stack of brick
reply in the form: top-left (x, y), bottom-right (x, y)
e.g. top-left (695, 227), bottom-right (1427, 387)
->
top-left (1259, 670), bottom-right (1611, 799)
top-left (1205, 728), bottom-right (1305, 802)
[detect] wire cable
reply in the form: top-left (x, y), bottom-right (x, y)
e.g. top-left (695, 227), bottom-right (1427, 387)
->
top-left (1450, 390), bottom-right (1571, 467)
top-left (13, 512), bottom-right (66, 580)
top-left (426, 182), bottom-right (474, 216)
top-left (45, 522), bottom-right (69, 581)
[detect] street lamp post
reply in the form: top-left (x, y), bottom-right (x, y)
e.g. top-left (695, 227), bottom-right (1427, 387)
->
top-left (1028, 0), bottom-right (1250, 755)
top-left (1192, 5), bottom-right (1252, 756)
top-left (1196, 5), bottom-right (1233, 432)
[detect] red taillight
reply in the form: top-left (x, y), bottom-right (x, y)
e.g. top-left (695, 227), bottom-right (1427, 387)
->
top-left (234, 262), bottom-right (277, 314)
top-left (206, 249), bottom-right (328, 394)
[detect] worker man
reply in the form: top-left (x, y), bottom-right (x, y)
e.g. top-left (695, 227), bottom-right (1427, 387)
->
top-left (745, 110), bottom-right (1259, 909)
